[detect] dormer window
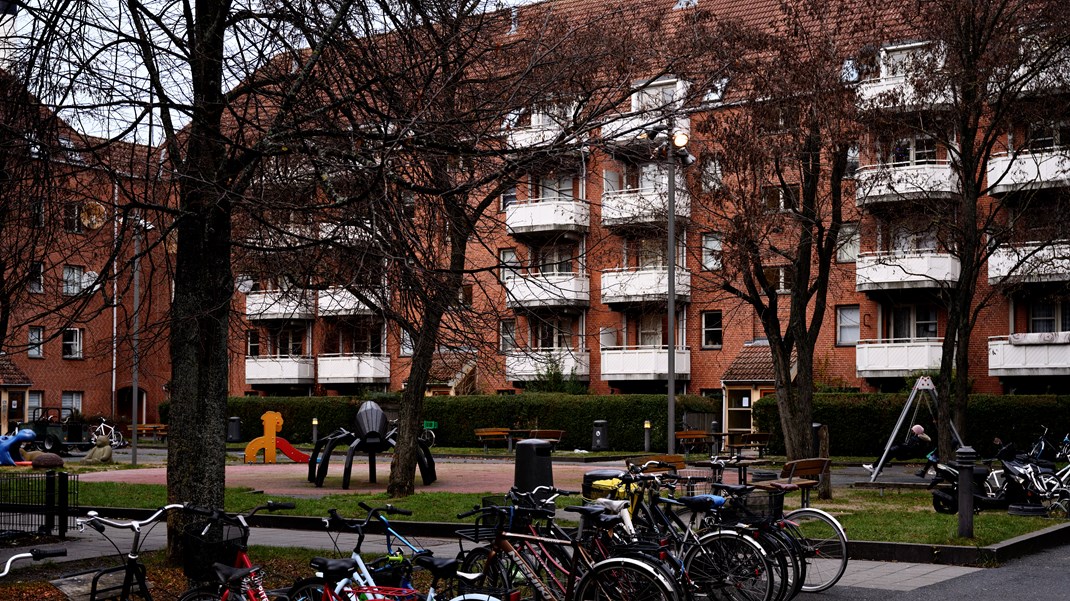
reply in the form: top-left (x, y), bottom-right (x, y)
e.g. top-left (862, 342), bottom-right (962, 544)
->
top-left (674, 0), bottom-right (697, 8)
top-left (702, 78), bottom-right (729, 104)
top-left (632, 79), bottom-right (687, 113)
top-left (878, 42), bottom-right (936, 79)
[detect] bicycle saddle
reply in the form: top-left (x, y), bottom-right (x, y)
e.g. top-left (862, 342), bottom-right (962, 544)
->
top-left (415, 554), bottom-right (459, 579)
top-left (309, 557), bottom-right (361, 580)
top-left (212, 563), bottom-right (260, 585)
top-left (676, 495), bottom-right (727, 512)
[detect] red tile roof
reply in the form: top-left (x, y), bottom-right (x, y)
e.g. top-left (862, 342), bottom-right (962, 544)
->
top-left (721, 341), bottom-right (795, 383)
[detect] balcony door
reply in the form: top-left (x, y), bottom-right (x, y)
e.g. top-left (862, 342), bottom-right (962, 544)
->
top-left (891, 304), bottom-right (938, 341)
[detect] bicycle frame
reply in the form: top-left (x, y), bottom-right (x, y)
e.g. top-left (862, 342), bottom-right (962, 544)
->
top-left (78, 504), bottom-right (185, 601)
top-left (482, 529), bottom-right (585, 601)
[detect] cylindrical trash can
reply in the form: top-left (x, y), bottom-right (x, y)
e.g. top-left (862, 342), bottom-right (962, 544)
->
top-left (226, 417), bottom-right (243, 443)
top-left (514, 439), bottom-right (554, 494)
top-left (812, 423), bottom-right (823, 456)
top-left (708, 421), bottom-right (721, 453)
top-left (591, 420), bottom-right (609, 451)
top-left (582, 469), bottom-right (626, 500)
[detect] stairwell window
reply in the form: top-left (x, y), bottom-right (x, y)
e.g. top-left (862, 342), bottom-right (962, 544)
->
top-left (62, 265), bottom-right (84, 296)
top-left (837, 223), bottom-right (860, 263)
top-left (28, 262), bottom-right (43, 293)
top-left (500, 319), bottom-right (517, 352)
top-left (702, 311), bottom-right (723, 348)
top-left (62, 328), bottom-right (83, 359)
top-left (28, 326), bottom-right (44, 358)
top-left (837, 305), bottom-right (860, 346)
top-left (63, 202), bottom-right (83, 233)
top-left (701, 233), bottom-right (722, 271)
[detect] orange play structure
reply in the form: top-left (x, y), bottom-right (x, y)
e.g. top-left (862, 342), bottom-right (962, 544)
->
top-left (244, 411), bottom-right (310, 464)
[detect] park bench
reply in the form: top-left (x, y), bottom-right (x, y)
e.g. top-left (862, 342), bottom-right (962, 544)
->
top-left (726, 432), bottom-right (772, 458)
top-left (523, 429), bottom-right (566, 451)
top-left (132, 423), bottom-right (168, 440)
top-left (675, 430), bottom-right (712, 456)
top-left (474, 427), bottom-right (510, 452)
top-left (752, 457), bottom-right (831, 508)
top-left (626, 453), bottom-right (686, 473)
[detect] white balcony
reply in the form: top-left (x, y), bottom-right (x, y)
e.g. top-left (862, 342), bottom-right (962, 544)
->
top-left (245, 356), bottom-right (314, 384)
top-left (507, 123), bottom-right (564, 149)
top-left (318, 287), bottom-right (375, 316)
top-left (987, 151), bottom-right (1070, 195)
top-left (855, 339), bottom-right (944, 378)
top-left (506, 348), bottom-right (590, 381)
top-left (988, 335), bottom-right (1070, 376)
top-left (245, 290), bottom-right (314, 320)
top-left (601, 267), bottom-right (690, 305)
top-left (317, 354), bottom-right (391, 383)
top-left (855, 163), bottom-right (959, 205)
top-left (856, 252), bottom-right (961, 291)
top-left (989, 241), bottom-right (1070, 284)
top-left (601, 114), bottom-right (690, 147)
top-left (600, 346), bottom-right (690, 381)
top-left (602, 187), bottom-right (690, 226)
top-left (856, 77), bottom-right (952, 108)
top-left (505, 273), bottom-right (590, 308)
top-left (505, 199), bottom-right (589, 235)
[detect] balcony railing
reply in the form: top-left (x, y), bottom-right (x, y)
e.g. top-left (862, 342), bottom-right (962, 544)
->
top-left (601, 267), bottom-right (690, 304)
top-left (601, 114), bottom-right (690, 146)
top-left (988, 241), bottom-right (1070, 284)
top-left (856, 252), bottom-right (961, 291)
top-left (504, 272), bottom-right (590, 308)
top-left (602, 187), bottom-right (690, 226)
top-left (245, 290), bottom-right (315, 320)
top-left (245, 356), bottom-right (314, 384)
top-left (855, 338), bottom-right (944, 378)
top-left (505, 198), bottom-right (589, 235)
top-left (318, 287), bottom-right (375, 316)
top-left (599, 346), bottom-right (690, 380)
top-left (317, 354), bottom-right (391, 383)
top-left (505, 348), bottom-right (590, 381)
top-left (854, 162), bottom-right (959, 205)
top-left (987, 150), bottom-right (1070, 195)
top-left (856, 76), bottom-right (952, 108)
top-left (988, 335), bottom-right (1070, 376)
top-left (507, 123), bottom-right (564, 149)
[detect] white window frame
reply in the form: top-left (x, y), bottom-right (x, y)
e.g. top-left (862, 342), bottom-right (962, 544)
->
top-left (701, 156), bottom-right (723, 192)
top-left (533, 318), bottom-right (570, 350)
top-left (500, 319), bottom-right (517, 352)
top-left (892, 304), bottom-right (938, 340)
top-left (63, 265), bottom-right (84, 296)
top-left (500, 248), bottom-right (520, 280)
top-left (61, 391), bottom-right (82, 413)
top-left (639, 314), bottom-right (663, 347)
top-left (836, 305), bottom-right (861, 346)
top-left (28, 326), bottom-right (44, 358)
top-left (837, 223), bottom-right (860, 263)
top-left (536, 174), bottom-right (573, 202)
top-left (701, 233), bottom-right (722, 271)
top-left (246, 330), bottom-right (260, 357)
top-left (501, 185), bottom-right (517, 210)
top-left (1029, 301), bottom-right (1070, 333)
top-left (28, 390), bottom-right (42, 415)
top-left (28, 262), bottom-right (43, 293)
top-left (701, 311), bottom-right (723, 349)
top-left (61, 328), bottom-right (83, 359)
top-left (399, 329), bottom-right (413, 356)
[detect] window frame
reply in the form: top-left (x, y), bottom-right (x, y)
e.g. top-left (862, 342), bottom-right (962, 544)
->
top-left (28, 326), bottom-right (44, 358)
top-left (499, 319), bottom-right (517, 353)
top-left (62, 265), bottom-right (84, 296)
top-left (701, 310), bottom-right (723, 349)
top-left (837, 223), bottom-right (860, 263)
top-left (246, 330), bottom-right (260, 357)
top-left (28, 262), bottom-right (44, 293)
top-left (701, 233), bottom-right (723, 271)
top-left (61, 328), bottom-right (83, 359)
top-left (63, 202), bottom-right (83, 233)
top-left (836, 305), bottom-right (861, 346)
top-left (61, 391), bottom-right (83, 412)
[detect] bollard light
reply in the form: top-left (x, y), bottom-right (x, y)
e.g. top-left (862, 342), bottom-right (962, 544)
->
top-left (312, 417), bottom-right (319, 446)
top-left (644, 420), bottom-right (652, 452)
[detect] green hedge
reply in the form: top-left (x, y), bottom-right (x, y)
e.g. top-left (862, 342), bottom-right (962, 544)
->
top-left (161, 393), bottom-right (719, 450)
top-left (753, 393), bottom-right (1070, 457)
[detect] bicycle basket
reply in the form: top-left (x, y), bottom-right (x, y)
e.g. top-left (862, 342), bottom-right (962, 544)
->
top-left (676, 468), bottom-right (714, 496)
top-left (348, 585), bottom-right (421, 601)
top-left (181, 520), bottom-right (244, 581)
top-left (722, 491), bottom-right (785, 523)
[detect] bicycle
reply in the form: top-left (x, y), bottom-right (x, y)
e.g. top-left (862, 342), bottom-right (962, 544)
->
top-left (177, 500), bottom-right (297, 601)
top-left (77, 503), bottom-right (186, 600)
top-left (0, 547), bottom-right (67, 577)
top-left (92, 416), bottom-right (127, 448)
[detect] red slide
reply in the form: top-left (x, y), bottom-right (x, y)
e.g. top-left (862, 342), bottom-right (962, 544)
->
top-left (275, 438), bottom-right (310, 463)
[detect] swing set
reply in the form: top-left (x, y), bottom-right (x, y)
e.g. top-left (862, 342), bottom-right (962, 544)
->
top-left (870, 376), bottom-right (962, 483)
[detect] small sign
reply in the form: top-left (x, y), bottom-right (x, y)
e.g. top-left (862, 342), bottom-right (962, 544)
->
top-left (423, 420), bottom-right (438, 429)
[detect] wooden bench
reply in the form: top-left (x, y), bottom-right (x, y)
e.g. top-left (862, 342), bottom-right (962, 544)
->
top-left (675, 430), bottom-right (713, 456)
top-left (524, 429), bottom-right (566, 451)
top-left (133, 423), bottom-right (168, 440)
top-left (474, 427), bottom-right (510, 452)
top-left (726, 432), bottom-right (772, 458)
top-left (626, 453), bottom-right (686, 473)
top-left (752, 458), bottom-right (831, 508)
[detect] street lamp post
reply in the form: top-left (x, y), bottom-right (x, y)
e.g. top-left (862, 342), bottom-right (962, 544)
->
top-left (128, 216), bottom-right (153, 466)
top-left (666, 128), bottom-right (689, 455)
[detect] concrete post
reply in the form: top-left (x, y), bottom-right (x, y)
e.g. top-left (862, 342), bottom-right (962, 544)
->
top-left (956, 446), bottom-right (977, 538)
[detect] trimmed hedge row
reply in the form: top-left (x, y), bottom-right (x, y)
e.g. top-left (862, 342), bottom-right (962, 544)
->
top-left (753, 393), bottom-right (1070, 457)
top-left (161, 393), bottom-right (720, 451)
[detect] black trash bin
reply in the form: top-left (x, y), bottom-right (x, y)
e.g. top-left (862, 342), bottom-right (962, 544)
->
top-left (591, 420), bottom-right (609, 451)
top-left (812, 423), bottom-right (823, 456)
top-left (582, 469), bottom-right (626, 500)
top-left (514, 439), bottom-right (554, 494)
top-left (226, 417), bottom-right (243, 443)
top-left (708, 421), bottom-right (721, 453)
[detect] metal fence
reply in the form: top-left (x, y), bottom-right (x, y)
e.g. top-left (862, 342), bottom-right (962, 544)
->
top-left (0, 470), bottom-right (79, 537)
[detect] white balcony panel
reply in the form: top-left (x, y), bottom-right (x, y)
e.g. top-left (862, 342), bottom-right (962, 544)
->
top-left (856, 252), bottom-right (961, 291)
top-left (600, 347), bottom-right (690, 381)
top-left (988, 336), bottom-right (1070, 376)
top-left (601, 268), bottom-right (690, 304)
top-left (318, 288), bottom-right (375, 315)
top-left (506, 349), bottom-right (590, 381)
top-left (601, 114), bottom-right (690, 146)
top-left (856, 77), bottom-right (952, 108)
top-left (318, 354), bottom-right (391, 383)
top-left (505, 273), bottom-right (590, 308)
top-left (245, 291), bottom-right (314, 320)
top-left (602, 188), bottom-right (690, 225)
top-left (854, 163), bottom-right (959, 205)
top-left (505, 199), bottom-right (589, 235)
top-left (987, 151), bottom-right (1070, 195)
top-left (988, 241), bottom-right (1070, 284)
top-left (507, 124), bottom-right (564, 149)
top-left (245, 356), bottom-right (314, 384)
top-left (855, 339), bottom-right (943, 378)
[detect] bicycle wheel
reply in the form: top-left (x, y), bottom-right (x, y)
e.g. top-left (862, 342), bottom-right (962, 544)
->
top-left (287, 576), bottom-right (331, 601)
top-left (419, 428), bottom-right (436, 447)
top-left (460, 545), bottom-right (545, 600)
top-left (769, 527), bottom-right (806, 600)
top-left (684, 530), bottom-right (773, 601)
top-left (782, 508), bottom-right (847, 593)
top-left (753, 530), bottom-right (792, 601)
top-left (574, 556), bottom-right (678, 601)
top-left (177, 585), bottom-right (224, 601)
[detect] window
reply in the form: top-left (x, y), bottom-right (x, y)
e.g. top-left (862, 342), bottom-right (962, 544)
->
top-left (459, 284), bottom-right (474, 306)
top-left (846, 143), bottom-right (860, 176)
top-left (701, 157), bottom-right (723, 192)
top-left (762, 267), bottom-right (794, 294)
top-left (702, 78), bottom-right (729, 104)
top-left (837, 305), bottom-right (860, 345)
top-left (634, 238), bottom-right (667, 269)
top-left (63, 202), bottom-right (83, 233)
top-left (633, 80), bottom-right (679, 113)
top-left (61, 328), bottom-right (83, 359)
top-left (639, 314), bottom-right (663, 346)
top-left (837, 223), bottom-right (860, 263)
top-left (537, 174), bottom-right (573, 201)
top-left (674, 0), bottom-right (697, 8)
top-left (274, 328), bottom-right (304, 356)
top-left (886, 135), bottom-right (937, 165)
top-left (891, 224), bottom-right (938, 252)
top-left (28, 326), bottom-right (44, 358)
top-left (1026, 122), bottom-right (1070, 151)
top-left (500, 319), bottom-right (517, 352)
top-left (61, 391), bottom-right (82, 412)
top-left (63, 265), bottom-right (84, 296)
top-left (534, 318), bottom-right (570, 349)
top-left (1029, 301), bottom-right (1070, 333)
top-left (246, 330), bottom-right (260, 357)
top-left (399, 329), bottom-right (413, 356)
top-left (702, 311), bottom-right (723, 348)
top-left (501, 186), bottom-right (517, 211)
top-left (500, 248), bottom-right (520, 280)
top-left (891, 304), bottom-right (938, 340)
top-left (763, 184), bottom-right (799, 211)
top-left (534, 245), bottom-right (573, 274)
top-left (28, 262), bottom-right (43, 293)
top-left (28, 391), bottom-right (42, 415)
top-left (701, 233), bottom-right (723, 271)
top-left (30, 198), bottom-right (44, 227)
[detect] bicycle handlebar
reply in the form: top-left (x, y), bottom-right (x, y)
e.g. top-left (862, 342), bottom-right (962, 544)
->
top-left (0, 548), bottom-right (67, 578)
top-left (78, 504), bottom-right (185, 532)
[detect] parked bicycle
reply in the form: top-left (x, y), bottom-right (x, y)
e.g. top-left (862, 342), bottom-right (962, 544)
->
top-left (91, 416), bottom-right (128, 448)
top-left (77, 504), bottom-right (186, 600)
top-left (0, 547), bottom-right (67, 578)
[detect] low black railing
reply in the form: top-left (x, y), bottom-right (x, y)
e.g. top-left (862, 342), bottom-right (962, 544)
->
top-left (0, 470), bottom-right (79, 538)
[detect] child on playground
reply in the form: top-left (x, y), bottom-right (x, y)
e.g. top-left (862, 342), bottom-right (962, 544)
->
top-left (863, 424), bottom-right (931, 476)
